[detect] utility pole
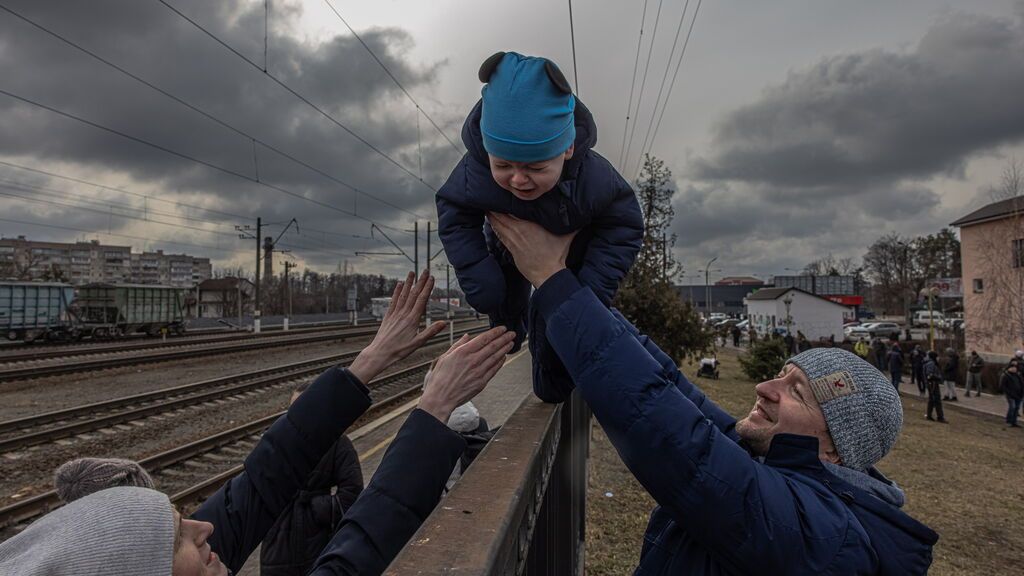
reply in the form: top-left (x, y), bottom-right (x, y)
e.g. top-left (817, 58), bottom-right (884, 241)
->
top-left (414, 221), bottom-right (419, 277)
top-left (704, 256), bottom-right (719, 317)
top-left (282, 259), bottom-right (294, 330)
top-left (661, 233), bottom-right (667, 282)
top-left (236, 218), bottom-right (262, 332)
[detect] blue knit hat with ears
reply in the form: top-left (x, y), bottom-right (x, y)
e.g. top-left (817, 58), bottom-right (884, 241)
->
top-left (479, 51), bottom-right (576, 162)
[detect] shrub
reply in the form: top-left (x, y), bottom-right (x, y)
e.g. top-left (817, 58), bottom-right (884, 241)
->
top-left (739, 338), bottom-right (789, 382)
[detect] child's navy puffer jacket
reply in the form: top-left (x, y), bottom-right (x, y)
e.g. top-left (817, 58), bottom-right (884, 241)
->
top-left (436, 98), bottom-right (643, 400)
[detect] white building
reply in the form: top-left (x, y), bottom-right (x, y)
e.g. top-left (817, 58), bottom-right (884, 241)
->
top-left (745, 287), bottom-right (846, 342)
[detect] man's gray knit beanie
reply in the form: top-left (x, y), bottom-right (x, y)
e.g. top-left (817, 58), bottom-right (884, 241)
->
top-left (0, 486), bottom-right (174, 575)
top-left (54, 457), bottom-right (155, 503)
top-left (788, 347), bottom-right (903, 471)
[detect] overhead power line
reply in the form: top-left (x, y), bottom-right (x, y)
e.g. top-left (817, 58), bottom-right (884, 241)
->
top-left (635, 0), bottom-right (704, 179)
top-left (0, 215), bottom-right (238, 253)
top-left (621, 0), bottom-right (665, 174)
top-left (0, 178), bottom-right (240, 231)
top-left (0, 159), bottom-right (253, 222)
top-left (0, 184), bottom-right (241, 239)
top-left (156, 0), bottom-right (436, 192)
top-left (320, 0), bottom-right (462, 155)
top-left (0, 88), bottom-right (411, 235)
top-left (617, 0), bottom-right (651, 169)
top-left (633, 0), bottom-right (692, 175)
top-left (0, 3), bottom-right (428, 221)
top-left (568, 0), bottom-right (580, 96)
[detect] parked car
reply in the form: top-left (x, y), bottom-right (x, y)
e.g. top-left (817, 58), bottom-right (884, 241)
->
top-left (912, 310), bottom-right (946, 328)
top-left (848, 321), bottom-right (901, 340)
top-left (735, 319), bottom-right (749, 333)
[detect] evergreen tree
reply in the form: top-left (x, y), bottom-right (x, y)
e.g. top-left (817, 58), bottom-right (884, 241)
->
top-left (615, 154), bottom-right (713, 363)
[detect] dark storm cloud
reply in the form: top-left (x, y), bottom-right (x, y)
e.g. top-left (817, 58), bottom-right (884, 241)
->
top-left (0, 0), bottom-right (462, 273)
top-left (671, 7), bottom-right (1023, 279)
top-left (691, 10), bottom-right (1024, 188)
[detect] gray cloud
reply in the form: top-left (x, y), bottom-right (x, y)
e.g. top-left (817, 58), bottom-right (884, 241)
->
top-left (691, 10), bottom-right (1024, 188)
top-left (0, 0), bottom-right (462, 275)
top-left (671, 7), bottom-right (1024, 280)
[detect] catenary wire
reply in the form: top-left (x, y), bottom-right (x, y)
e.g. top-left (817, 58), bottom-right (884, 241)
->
top-left (633, 0), bottom-right (691, 172)
top-left (568, 0), bottom-right (580, 96)
top-left (321, 0), bottom-right (462, 155)
top-left (617, 0), bottom-right (650, 169)
top-left (635, 0), bottom-right (704, 178)
top-left (0, 3), bottom-right (429, 221)
top-left (156, 0), bottom-right (436, 193)
top-left (621, 0), bottom-right (665, 176)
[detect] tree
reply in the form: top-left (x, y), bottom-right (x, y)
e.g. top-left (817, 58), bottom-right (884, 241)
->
top-left (739, 338), bottom-right (788, 382)
top-left (863, 233), bottom-right (916, 315)
top-left (614, 154), bottom-right (713, 363)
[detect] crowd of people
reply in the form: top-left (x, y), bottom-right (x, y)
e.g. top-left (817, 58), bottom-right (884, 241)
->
top-left (0, 51), bottom-right (949, 575)
top-left (853, 336), bottom-right (1024, 427)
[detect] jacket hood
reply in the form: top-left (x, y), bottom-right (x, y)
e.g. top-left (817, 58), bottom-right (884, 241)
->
top-left (461, 96), bottom-right (598, 176)
top-left (823, 462), bottom-right (905, 507)
top-left (824, 462), bottom-right (939, 575)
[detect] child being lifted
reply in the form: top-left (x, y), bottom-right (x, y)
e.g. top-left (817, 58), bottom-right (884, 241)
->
top-left (437, 51), bottom-right (643, 402)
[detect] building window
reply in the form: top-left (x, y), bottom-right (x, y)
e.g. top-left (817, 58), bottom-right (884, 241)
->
top-left (1014, 239), bottom-right (1024, 268)
top-left (972, 278), bottom-right (984, 293)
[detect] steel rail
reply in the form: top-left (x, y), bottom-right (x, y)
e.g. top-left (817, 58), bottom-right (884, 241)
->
top-left (0, 362), bottom-right (432, 529)
top-left (0, 321), bottom-right (380, 364)
top-left (0, 326), bottom-right (386, 382)
top-left (0, 326), bottom-right (482, 450)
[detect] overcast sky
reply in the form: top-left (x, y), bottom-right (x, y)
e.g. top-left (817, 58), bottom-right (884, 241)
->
top-left (2, 0), bottom-right (1022, 284)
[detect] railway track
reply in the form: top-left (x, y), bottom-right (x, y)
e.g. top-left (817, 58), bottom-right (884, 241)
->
top-left (0, 320), bottom-right (379, 363)
top-left (0, 361), bottom-right (433, 531)
top-left (0, 320), bottom-right (477, 382)
top-left (0, 325), bottom-right (483, 454)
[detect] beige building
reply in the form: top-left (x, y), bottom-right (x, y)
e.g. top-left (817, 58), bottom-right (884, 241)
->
top-left (0, 236), bottom-right (211, 288)
top-left (952, 197), bottom-right (1024, 362)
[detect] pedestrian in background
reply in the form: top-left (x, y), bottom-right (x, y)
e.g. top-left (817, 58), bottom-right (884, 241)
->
top-left (854, 337), bottom-right (870, 362)
top-left (873, 338), bottom-right (888, 370)
top-left (1000, 362), bottom-right (1023, 428)
top-left (887, 342), bottom-right (904, 390)
top-left (943, 348), bottom-right (960, 401)
top-left (910, 344), bottom-right (925, 396)
top-left (965, 351), bottom-right (985, 398)
top-left (731, 324), bottom-right (741, 347)
top-left (924, 350), bottom-right (947, 423)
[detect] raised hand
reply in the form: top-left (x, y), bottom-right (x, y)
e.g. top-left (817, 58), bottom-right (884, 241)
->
top-left (348, 270), bottom-right (447, 384)
top-left (418, 326), bottom-right (516, 423)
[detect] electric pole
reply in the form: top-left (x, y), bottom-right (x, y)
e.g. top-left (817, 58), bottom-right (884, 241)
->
top-left (414, 221), bottom-right (419, 277)
top-left (235, 218), bottom-right (263, 332)
top-left (282, 259), bottom-right (294, 328)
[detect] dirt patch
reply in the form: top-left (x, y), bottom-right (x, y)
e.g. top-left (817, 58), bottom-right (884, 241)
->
top-left (586, 349), bottom-right (1024, 575)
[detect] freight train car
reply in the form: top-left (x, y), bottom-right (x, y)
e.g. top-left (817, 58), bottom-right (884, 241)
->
top-left (0, 281), bottom-right (77, 341)
top-left (75, 283), bottom-right (186, 338)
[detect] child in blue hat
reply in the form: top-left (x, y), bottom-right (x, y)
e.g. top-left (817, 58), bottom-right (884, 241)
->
top-left (436, 51), bottom-right (644, 402)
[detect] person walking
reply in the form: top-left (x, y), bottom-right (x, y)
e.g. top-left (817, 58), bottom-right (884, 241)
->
top-left (943, 348), bottom-right (960, 401)
top-left (965, 351), bottom-right (985, 397)
top-left (924, 350), bottom-right (947, 423)
top-left (873, 338), bottom-right (888, 370)
top-left (910, 344), bottom-right (925, 395)
top-left (854, 337), bottom-right (870, 361)
top-left (1002, 362), bottom-right (1024, 428)
top-left (888, 342), bottom-right (905, 390)
top-left (731, 324), bottom-right (741, 347)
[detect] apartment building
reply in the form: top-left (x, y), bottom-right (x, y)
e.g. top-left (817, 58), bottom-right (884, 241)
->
top-left (0, 236), bottom-right (211, 287)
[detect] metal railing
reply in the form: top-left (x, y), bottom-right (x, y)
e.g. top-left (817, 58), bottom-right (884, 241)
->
top-left (386, 389), bottom-right (591, 576)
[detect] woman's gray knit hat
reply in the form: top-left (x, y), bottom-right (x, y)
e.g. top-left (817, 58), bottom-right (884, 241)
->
top-left (788, 348), bottom-right (903, 471)
top-left (54, 457), bottom-right (155, 503)
top-left (0, 486), bottom-right (174, 575)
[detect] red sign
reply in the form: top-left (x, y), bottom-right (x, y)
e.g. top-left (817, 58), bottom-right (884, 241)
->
top-left (825, 295), bottom-right (863, 306)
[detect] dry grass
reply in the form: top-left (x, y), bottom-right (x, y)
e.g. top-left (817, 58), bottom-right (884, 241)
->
top-left (586, 349), bottom-right (1024, 575)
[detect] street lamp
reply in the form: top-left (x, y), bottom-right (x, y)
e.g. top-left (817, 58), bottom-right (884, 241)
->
top-left (704, 257), bottom-right (719, 317)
